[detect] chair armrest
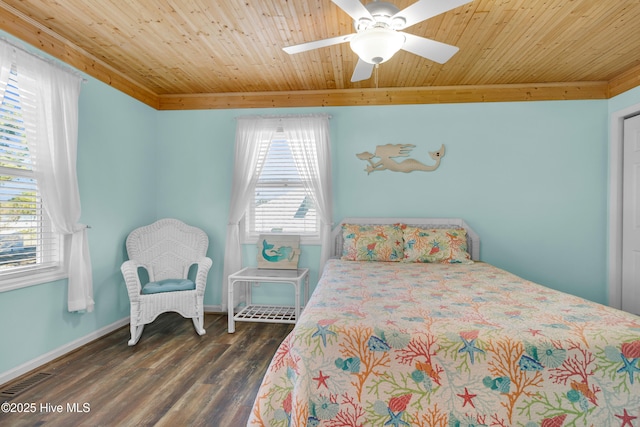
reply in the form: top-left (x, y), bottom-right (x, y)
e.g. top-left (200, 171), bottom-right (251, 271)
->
top-left (121, 260), bottom-right (145, 301)
top-left (193, 257), bottom-right (213, 294)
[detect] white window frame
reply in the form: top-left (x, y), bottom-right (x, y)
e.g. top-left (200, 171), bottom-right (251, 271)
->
top-left (242, 133), bottom-right (321, 245)
top-left (0, 69), bottom-right (67, 292)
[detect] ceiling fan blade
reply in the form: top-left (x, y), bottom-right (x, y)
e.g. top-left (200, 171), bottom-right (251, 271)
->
top-left (351, 58), bottom-right (375, 82)
top-left (331, 0), bottom-right (374, 22)
top-left (401, 32), bottom-right (459, 64)
top-left (283, 34), bottom-right (354, 54)
top-left (393, 0), bottom-right (472, 29)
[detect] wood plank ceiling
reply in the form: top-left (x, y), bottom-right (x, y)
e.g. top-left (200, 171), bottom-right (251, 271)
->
top-left (0, 0), bottom-right (639, 110)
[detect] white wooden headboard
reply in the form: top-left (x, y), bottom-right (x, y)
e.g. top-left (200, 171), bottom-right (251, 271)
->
top-left (330, 217), bottom-right (480, 261)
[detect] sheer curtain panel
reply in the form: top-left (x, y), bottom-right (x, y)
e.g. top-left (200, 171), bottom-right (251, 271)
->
top-left (1, 40), bottom-right (92, 312)
top-left (286, 115), bottom-right (333, 272)
top-left (222, 117), bottom-right (271, 311)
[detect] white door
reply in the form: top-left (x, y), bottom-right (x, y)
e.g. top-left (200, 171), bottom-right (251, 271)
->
top-left (622, 114), bottom-right (640, 315)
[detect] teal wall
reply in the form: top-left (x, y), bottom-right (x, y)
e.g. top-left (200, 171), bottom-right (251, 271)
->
top-left (609, 85), bottom-right (640, 114)
top-left (76, 78), bottom-right (158, 323)
top-left (2, 30), bottom-right (640, 379)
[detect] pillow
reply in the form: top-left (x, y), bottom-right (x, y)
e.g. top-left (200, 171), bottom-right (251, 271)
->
top-left (341, 223), bottom-right (405, 262)
top-left (142, 278), bottom-right (196, 294)
top-left (403, 226), bottom-right (473, 264)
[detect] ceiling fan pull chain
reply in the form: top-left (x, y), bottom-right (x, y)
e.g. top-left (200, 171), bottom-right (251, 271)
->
top-left (375, 64), bottom-right (379, 89)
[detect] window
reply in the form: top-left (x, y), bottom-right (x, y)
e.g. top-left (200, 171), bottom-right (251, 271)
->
top-left (0, 68), bottom-right (64, 291)
top-left (244, 132), bottom-right (320, 242)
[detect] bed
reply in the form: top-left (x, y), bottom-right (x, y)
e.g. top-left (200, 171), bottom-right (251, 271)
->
top-left (248, 218), bottom-right (640, 427)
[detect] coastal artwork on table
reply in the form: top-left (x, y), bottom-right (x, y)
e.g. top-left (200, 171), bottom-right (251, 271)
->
top-left (356, 143), bottom-right (445, 174)
top-left (257, 234), bottom-right (300, 270)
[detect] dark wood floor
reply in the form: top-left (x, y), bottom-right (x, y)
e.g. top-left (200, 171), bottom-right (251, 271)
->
top-left (0, 313), bottom-right (294, 427)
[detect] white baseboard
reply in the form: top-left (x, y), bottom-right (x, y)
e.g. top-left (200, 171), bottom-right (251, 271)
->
top-left (0, 317), bottom-right (130, 387)
top-left (204, 304), bottom-right (223, 313)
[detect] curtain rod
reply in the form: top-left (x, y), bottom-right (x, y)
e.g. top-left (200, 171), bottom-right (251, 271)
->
top-left (0, 36), bottom-right (87, 83)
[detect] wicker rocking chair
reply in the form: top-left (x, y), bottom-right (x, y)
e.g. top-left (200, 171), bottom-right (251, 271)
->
top-left (120, 218), bottom-right (212, 346)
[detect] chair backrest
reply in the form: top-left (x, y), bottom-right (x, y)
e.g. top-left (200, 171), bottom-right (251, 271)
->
top-left (126, 218), bottom-right (209, 281)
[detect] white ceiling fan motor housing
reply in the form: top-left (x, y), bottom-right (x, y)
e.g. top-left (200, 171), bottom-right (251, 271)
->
top-left (350, 1), bottom-right (407, 64)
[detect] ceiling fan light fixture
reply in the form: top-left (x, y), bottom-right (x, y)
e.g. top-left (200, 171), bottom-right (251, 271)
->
top-left (350, 27), bottom-right (405, 64)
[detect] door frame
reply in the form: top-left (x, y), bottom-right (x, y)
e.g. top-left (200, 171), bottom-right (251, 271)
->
top-left (609, 102), bottom-right (640, 309)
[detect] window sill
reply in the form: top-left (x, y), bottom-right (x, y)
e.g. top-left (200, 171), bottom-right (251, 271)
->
top-left (242, 235), bottom-right (321, 246)
top-left (0, 266), bottom-right (68, 292)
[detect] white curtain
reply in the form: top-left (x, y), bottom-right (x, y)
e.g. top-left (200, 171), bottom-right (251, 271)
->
top-left (0, 44), bottom-right (11, 88)
top-left (222, 117), bottom-right (272, 311)
top-left (286, 115), bottom-right (333, 273)
top-left (3, 41), bottom-right (93, 312)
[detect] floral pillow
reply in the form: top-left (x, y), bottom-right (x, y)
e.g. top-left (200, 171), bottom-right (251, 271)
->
top-left (341, 224), bottom-right (405, 262)
top-left (403, 226), bottom-right (473, 264)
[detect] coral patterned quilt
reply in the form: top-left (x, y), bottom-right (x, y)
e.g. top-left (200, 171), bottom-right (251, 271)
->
top-left (248, 259), bottom-right (640, 427)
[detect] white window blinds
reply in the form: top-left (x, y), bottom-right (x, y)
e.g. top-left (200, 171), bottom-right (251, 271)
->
top-left (0, 68), bottom-right (59, 273)
top-left (247, 134), bottom-right (318, 237)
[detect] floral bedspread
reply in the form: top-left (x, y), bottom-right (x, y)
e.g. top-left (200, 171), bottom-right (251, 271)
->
top-left (248, 259), bottom-right (640, 427)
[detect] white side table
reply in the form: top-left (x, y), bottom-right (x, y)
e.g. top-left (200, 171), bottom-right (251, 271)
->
top-left (228, 267), bottom-right (310, 333)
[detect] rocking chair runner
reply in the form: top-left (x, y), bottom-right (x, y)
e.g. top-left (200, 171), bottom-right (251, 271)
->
top-left (120, 218), bottom-right (212, 346)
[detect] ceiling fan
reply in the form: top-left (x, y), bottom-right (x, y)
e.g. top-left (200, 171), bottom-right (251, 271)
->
top-left (283, 0), bottom-right (472, 82)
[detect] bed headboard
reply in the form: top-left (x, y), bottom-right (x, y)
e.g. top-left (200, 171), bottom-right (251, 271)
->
top-left (331, 217), bottom-right (480, 261)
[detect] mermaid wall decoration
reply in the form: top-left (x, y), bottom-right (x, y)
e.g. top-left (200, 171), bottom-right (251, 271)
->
top-left (356, 144), bottom-right (445, 174)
